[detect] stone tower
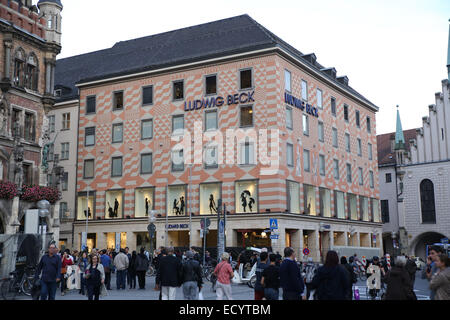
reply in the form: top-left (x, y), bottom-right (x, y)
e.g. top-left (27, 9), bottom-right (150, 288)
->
top-left (37, 0), bottom-right (63, 46)
top-left (394, 105), bottom-right (408, 165)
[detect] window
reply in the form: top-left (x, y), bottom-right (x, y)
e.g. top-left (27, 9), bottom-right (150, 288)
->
top-left (62, 113), bottom-right (70, 130)
top-left (303, 149), bottom-right (310, 172)
top-left (142, 86), bottom-right (153, 105)
top-left (77, 193), bottom-right (95, 220)
top-left (319, 154), bottom-right (325, 176)
top-left (172, 115), bottom-right (184, 133)
top-left (318, 121), bottom-right (324, 142)
top-left (85, 127), bottom-right (95, 146)
top-left (319, 188), bottom-right (331, 217)
top-left (49, 115), bottom-right (55, 133)
top-left (167, 185), bottom-right (187, 216)
top-left (48, 143), bottom-right (54, 162)
top-left (357, 138), bottom-right (362, 156)
top-left (346, 163), bottom-right (352, 183)
top-left (111, 157), bottom-right (123, 177)
top-left (332, 128), bottom-right (338, 147)
top-left (367, 116), bottom-right (371, 133)
top-left (333, 159), bottom-right (339, 180)
top-left (84, 159), bottom-right (94, 179)
top-left (134, 187), bottom-right (154, 218)
top-left (385, 173), bottom-right (392, 183)
top-left (369, 170), bottom-right (374, 188)
top-left (345, 133), bottom-right (351, 152)
top-left (358, 167), bottom-right (363, 185)
top-left (204, 145), bottom-right (218, 168)
top-left (240, 69), bottom-right (252, 90)
top-left (205, 75), bottom-right (217, 95)
top-left (240, 105), bottom-right (253, 127)
top-left (113, 91), bottom-right (124, 110)
top-left (331, 97), bottom-right (336, 116)
top-left (26, 54), bottom-right (38, 91)
top-left (317, 89), bottom-right (323, 109)
top-left (141, 119), bottom-right (153, 140)
top-left (372, 198), bottom-right (381, 223)
top-left (356, 110), bottom-right (360, 128)
top-left (23, 163), bottom-right (32, 186)
top-left (287, 143), bottom-right (294, 167)
top-left (112, 123), bottom-right (123, 143)
top-left (303, 114), bottom-right (309, 136)
top-left (334, 190), bottom-right (345, 219)
top-left (303, 184), bottom-right (316, 215)
top-left (286, 106), bottom-right (293, 130)
top-left (420, 179), bottom-right (436, 223)
top-left (205, 110), bottom-right (218, 131)
top-left (344, 104), bottom-right (349, 122)
top-left (61, 142), bottom-right (69, 160)
top-left (172, 149), bottom-right (184, 171)
top-left (347, 193), bottom-right (358, 220)
top-left (240, 142), bottom-right (255, 165)
top-left (173, 80), bottom-right (184, 100)
top-left (24, 113), bottom-right (35, 141)
top-left (199, 183), bottom-right (221, 215)
top-left (287, 181), bottom-right (300, 214)
top-left (62, 172), bottom-right (68, 191)
top-left (301, 80), bottom-right (308, 101)
top-left (105, 190), bottom-right (123, 219)
top-left (368, 143), bottom-right (373, 160)
top-left (381, 200), bottom-right (390, 223)
top-left (360, 196), bottom-right (369, 221)
top-left (235, 180), bottom-right (258, 213)
top-left (13, 50), bottom-right (25, 87)
top-left (59, 202), bottom-right (68, 220)
top-left (141, 153), bottom-right (153, 174)
top-left (285, 70), bottom-right (291, 92)
top-left (86, 96), bottom-right (96, 114)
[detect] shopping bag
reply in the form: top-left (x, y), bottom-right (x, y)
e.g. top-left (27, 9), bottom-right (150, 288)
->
top-left (100, 283), bottom-right (108, 297)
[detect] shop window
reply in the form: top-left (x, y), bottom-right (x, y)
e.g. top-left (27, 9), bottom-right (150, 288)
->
top-left (205, 110), bottom-right (217, 131)
top-left (140, 153), bottom-right (152, 174)
top-left (105, 190), bottom-right (124, 219)
top-left (173, 80), bottom-right (184, 100)
top-left (200, 183), bottom-right (221, 215)
top-left (360, 196), bottom-right (369, 221)
top-left (240, 105), bottom-right (253, 127)
top-left (167, 185), bottom-right (187, 216)
top-left (285, 70), bottom-right (291, 92)
top-left (113, 91), bottom-right (124, 110)
top-left (86, 96), bottom-right (96, 114)
top-left (83, 159), bottom-right (94, 179)
top-left (303, 184), bottom-right (316, 215)
top-left (85, 127), bottom-right (95, 146)
top-left (235, 180), bottom-right (258, 213)
top-left (111, 157), bottom-right (123, 177)
top-left (319, 188), bottom-right (331, 218)
top-left (205, 75), bottom-right (217, 95)
top-left (77, 192), bottom-right (95, 220)
top-left (112, 123), bottom-right (123, 143)
top-left (135, 187), bottom-right (155, 217)
top-left (287, 181), bottom-right (300, 214)
top-left (142, 85), bottom-right (153, 106)
top-left (141, 119), bottom-right (153, 140)
top-left (347, 193), bottom-right (357, 220)
top-left (240, 69), bottom-right (252, 90)
top-left (106, 232), bottom-right (127, 251)
top-left (334, 190), bottom-right (345, 219)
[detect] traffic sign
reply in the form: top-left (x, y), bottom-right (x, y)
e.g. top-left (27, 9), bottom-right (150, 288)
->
top-left (270, 234), bottom-right (279, 240)
top-left (205, 218), bottom-right (211, 228)
top-left (147, 223), bottom-right (156, 238)
top-left (219, 219), bottom-right (224, 234)
top-left (269, 218), bottom-right (278, 230)
top-left (303, 248), bottom-right (310, 256)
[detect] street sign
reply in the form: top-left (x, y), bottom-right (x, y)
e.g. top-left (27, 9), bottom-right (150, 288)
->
top-left (441, 238), bottom-right (449, 244)
top-left (147, 223), bottom-right (156, 237)
top-left (303, 248), bottom-right (310, 256)
top-left (270, 234), bottom-right (279, 240)
top-left (219, 219), bottom-right (224, 234)
top-left (269, 218), bottom-right (278, 230)
top-left (205, 218), bottom-right (211, 228)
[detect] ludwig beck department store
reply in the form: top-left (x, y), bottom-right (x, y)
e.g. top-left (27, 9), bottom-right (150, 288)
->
top-left (55, 15), bottom-right (383, 261)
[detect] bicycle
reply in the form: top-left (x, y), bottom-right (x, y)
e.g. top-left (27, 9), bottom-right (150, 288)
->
top-left (202, 264), bottom-right (214, 281)
top-left (1, 266), bottom-right (36, 300)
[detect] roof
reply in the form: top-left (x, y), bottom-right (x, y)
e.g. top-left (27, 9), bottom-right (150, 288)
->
top-left (377, 128), bottom-right (417, 166)
top-left (37, 0), bottom-right (63, 8)
top-left (55, 14), bottom-right (378, 109)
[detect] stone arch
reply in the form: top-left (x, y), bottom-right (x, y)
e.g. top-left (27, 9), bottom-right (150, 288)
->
top-left (410, 231), bottom-right (447, 259)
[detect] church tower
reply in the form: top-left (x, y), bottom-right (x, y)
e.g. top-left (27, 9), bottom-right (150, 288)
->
top-left (394, 105), bottom-right (408, 165)
top-left (37, 0), bottom-right (63, 46)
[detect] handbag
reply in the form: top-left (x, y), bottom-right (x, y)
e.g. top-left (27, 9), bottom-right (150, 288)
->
top-left (100, 283), bottom-right (108, 297)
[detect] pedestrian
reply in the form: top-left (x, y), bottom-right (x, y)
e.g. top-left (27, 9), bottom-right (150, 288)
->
top-left (60, 250), bottom-right (73, 296)
top-left (181, 250), bottom-right (203, 300)
top-left (156, 246), bottom-right (182, 300)
top-left (136, 247), bottom-right (149, 289)
top-left (405, 255), bottom-right (418, 287)
top-left (35, 243), bottom-right (61, 300)
top-left (311, 250), bottom-right (350, 300)
top-left (254, 251), bottom-right (269, 300)
top-left (124, 247), bottom-right (131, 288)
top-left (128, 250), bottom-right (137, 289)
top-left (340, 256), bottom-right (357, 300)
top-left (114, 248), bottom-right (129, 290)
top-left (303, 257), bottom-right (318, 300)
top-left (155, 247), bottom-right (167, 299)
top-left (261, 253), bottom-right (280, 300)
top-left (384, 256), bottom-right (416, 300)
top-left (425, 245), bottom-right (445, 300)
top-left (275, 251), bottom-right (282, 267)
top-left (366, 256), bottom-right (385, 300)
top-left (429, 253), bottom-right (450, 300)
top-left (280, 247), bottom-right (305, 300)
top-left (100, 249), bottom-right (112, 290)
top-left (85, 254), bottom-right (105, 300)
top-left (78, 251), bottom-right (88, 295)
top-left (214, 252), bottom-right (234, 300)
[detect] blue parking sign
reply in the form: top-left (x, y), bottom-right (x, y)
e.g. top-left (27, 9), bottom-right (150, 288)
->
top-left (270, 219), bottom-right (278, 230)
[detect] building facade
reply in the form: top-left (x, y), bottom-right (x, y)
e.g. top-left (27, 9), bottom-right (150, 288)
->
top-left (56, 15), bottom-right (382, 261)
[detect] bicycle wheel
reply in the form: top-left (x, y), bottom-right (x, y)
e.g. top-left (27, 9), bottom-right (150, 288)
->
top-left (21, 277), bottom-right (34, 296)
top-left (1, 279), bottom-right (18, 300)
top-left (205, 269), bottom-right (212, 282)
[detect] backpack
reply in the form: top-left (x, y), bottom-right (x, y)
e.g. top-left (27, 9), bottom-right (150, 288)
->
top-left (305, 264), bottom-right (317, 284)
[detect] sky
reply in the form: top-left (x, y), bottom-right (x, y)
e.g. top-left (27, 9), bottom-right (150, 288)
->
top-left (36, 0), bottom-right (450, 135)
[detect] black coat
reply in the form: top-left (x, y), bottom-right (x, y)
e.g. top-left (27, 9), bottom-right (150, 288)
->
top-left (311, 265), bottom-right (350, 300)
top-left (135, 254), bottom-right (149, 272)
top-left (384, 266), bottom-right (416, 300)
top-left (156, 255), bottom-right (183, 287)
top-left (182, 259), bottom-right (203, 287)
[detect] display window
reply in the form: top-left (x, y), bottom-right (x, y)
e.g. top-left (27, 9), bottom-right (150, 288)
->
top-left (135, 188), bottom-right (155, 217)
top-left (105, 190), bottom-right (124, 219)
top-left (303, 184), bottom-right (316, 215)
top-left (287, 181), bottom-right (300, 214)
top-left (320, 187), bottom-right (331, 217)
top-left (199, 183), bottom-right (221, 215)
top-left (235, 180), bottom-right (258, 213)
top-left (167, 185), bottom-right (187, 216)
top-left (77, 193), bottom-right (95, 220)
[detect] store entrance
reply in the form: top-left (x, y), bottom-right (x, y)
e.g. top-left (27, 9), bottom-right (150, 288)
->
top-left (237, 229), bottom-right (271, 248)
top-left (168, 231), bottom-right (189, 247)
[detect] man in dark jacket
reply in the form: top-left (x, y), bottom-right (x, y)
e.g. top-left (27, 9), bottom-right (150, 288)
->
top-left (35, 243), bottom-right (61, 300)
top-left (156, 246), bottom-right (182, 300)
top-left (135, 247), bottom-right (149, 289)
top-left (279, 247), bottom-right (305, 300)
top-left (340, 256), bottom-right (356, 300)
top-left (181, 251), bottom-right (203, 300)
top-left (254, 252), bottom-right (269, 300)
top-left (405, 255), bottom-right (417, 287)
top-left (384, 256), bottom-right (416, 300)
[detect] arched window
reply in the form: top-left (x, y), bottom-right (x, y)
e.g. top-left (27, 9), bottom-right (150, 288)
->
top-left (25, 53), bottom-right (39, 91)
top-left (13, 48), bottom-right (26, 87)
top-left (420, 179), bottom-right (436, 223)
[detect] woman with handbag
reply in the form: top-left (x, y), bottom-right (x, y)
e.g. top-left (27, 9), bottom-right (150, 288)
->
top-left (78, 251), bottom-right (88, 295)
top-left (61, 251), bottom-right (73, 296)
top-left (213, 252), bottom-right (234, 300)
top-left (85, 254), bottom-right (105, 300)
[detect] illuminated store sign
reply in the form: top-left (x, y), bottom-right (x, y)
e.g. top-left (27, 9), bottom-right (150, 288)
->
top-left (184, 91), bottom-right (255, 111)
top-left (285, 93), bottom-right (319, 118)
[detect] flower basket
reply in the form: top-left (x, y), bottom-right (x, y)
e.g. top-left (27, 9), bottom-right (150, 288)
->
top-left (0, 180), bottom-right (19, 200)
top-left (20, 185), bottom-right (61, 204)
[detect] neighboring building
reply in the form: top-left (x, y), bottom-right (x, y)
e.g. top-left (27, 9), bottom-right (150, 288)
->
top-left (0, 0), bottom-right (62, 235)
top-left (377, 21), bottom-right (450, 258)
top-left (55, 14), bottom-right (382, 261)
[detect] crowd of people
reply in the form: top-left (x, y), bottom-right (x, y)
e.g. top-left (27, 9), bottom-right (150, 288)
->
top-left (32, 243), bottom-right (450, 301)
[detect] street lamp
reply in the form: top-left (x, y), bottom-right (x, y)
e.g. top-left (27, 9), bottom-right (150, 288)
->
top-left (391, 231), bottom-right (397, 257)
top-left (37, 200), bottom-right (51, 254)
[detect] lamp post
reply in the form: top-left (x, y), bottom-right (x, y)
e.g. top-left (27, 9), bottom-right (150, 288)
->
top-left (37, 199), bottom-right (51, 255)
top-left (391, 231), bottom-right (397, 257)
top-left (188, 164), bottom-right (192, 248)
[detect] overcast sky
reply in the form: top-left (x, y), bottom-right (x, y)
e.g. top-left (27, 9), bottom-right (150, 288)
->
top-left (38, 0), bottom-right (450, 135)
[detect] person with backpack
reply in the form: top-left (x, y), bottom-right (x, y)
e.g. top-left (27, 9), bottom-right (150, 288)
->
top-left (85, 254), bottom-right (105, 300)
top-left (340, 256), bottom-right (357, 300)
top-left (135, 247), bottom-right (149, 289)
top-left (181, 250), bottom-right (203, 300)
top-left (261, 253), bottom-right (280, 300)
top-left (303, 257), bottom-right (318, 300)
